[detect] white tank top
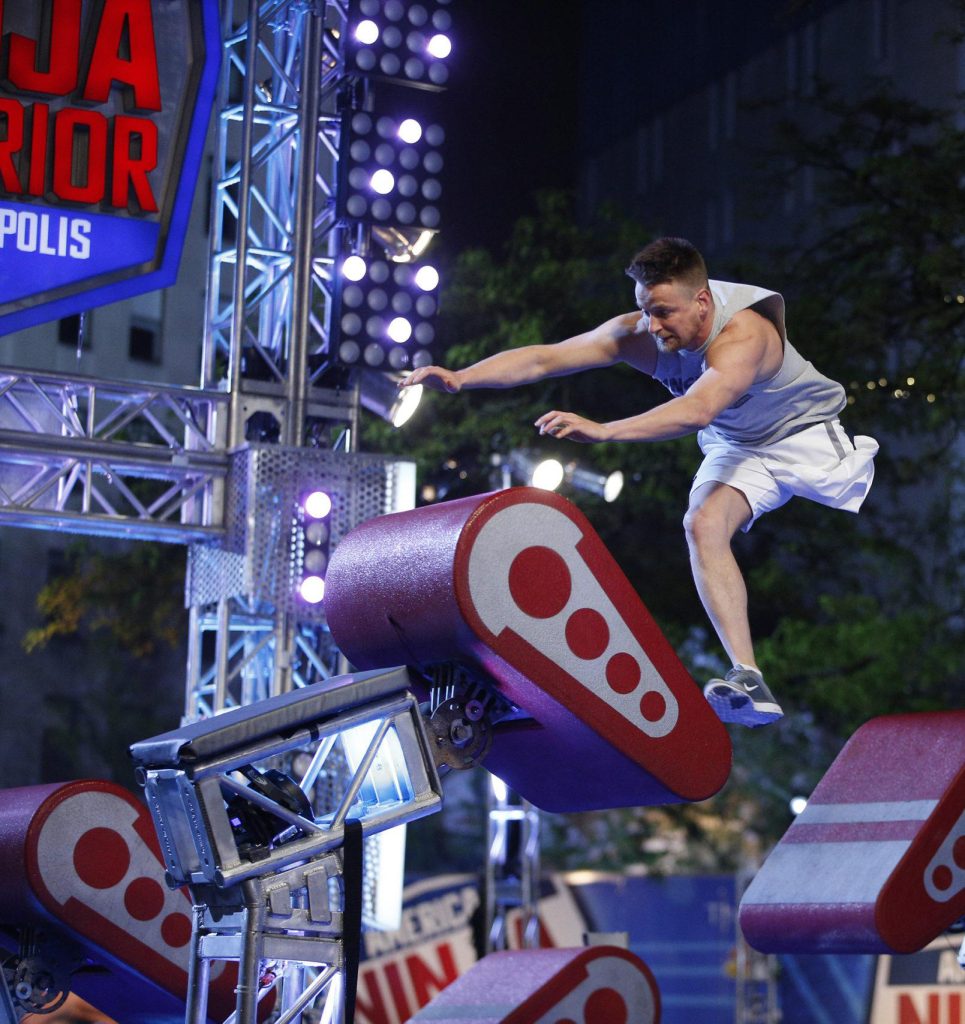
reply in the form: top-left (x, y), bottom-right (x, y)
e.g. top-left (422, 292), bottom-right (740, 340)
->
top-left (652, 280), bottom-right (846, 446)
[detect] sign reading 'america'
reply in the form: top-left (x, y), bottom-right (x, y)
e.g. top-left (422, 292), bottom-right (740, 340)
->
top-left (0, 0), bottom-right (219, 334)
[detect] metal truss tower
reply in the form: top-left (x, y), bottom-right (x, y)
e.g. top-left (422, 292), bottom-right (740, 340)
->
top-left (186, 0), bottom-right (415, 720)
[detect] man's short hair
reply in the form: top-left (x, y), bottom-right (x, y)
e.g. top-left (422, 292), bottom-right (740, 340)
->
top-left (625, 237), bottom-right (708, 292)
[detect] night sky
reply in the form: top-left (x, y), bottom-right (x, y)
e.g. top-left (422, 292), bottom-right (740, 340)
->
top-left (436, 0), bottom-right (583, 255)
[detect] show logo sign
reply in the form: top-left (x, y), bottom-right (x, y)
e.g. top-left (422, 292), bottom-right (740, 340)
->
top-left (356, 874), bottom-right (590, 1024)
top-left (0, 0), bottom-right (219, 334)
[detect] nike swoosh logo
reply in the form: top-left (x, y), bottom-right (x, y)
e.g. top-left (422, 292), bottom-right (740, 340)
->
top-left (745, 683), bottom-right (759, 692)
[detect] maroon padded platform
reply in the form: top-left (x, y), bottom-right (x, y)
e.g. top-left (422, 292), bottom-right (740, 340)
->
top-left (0, 780), bottom-right (240, 1021)
top-left (740, 710), bottom-right (965, 953)
top-left (407, 946), bottom-right (660, 1024)
top-left (325, 487), bottom-right (731, 811)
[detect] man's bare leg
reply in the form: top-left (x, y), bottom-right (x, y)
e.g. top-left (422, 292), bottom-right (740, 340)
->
top-left (683, 480), bottom-right (757, 669)
top-left (684, 481), bottom-right (783, 725)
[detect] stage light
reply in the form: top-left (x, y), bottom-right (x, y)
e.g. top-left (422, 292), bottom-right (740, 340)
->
top-left (532, 458), bottom-right (564, 491)
top-left (295, 490), bottom-right (333, 605)
top-left (372, 225), bottom-right (436, 262)
top-left (568, 466), bottom-right (625, 503)
top-left (388, 316), bottom-right (413, 343)
top-left (339, 111), bottom-right (443, 230)
top-left (344, 0), bottom-right (453, 89)
top-left (356, 19), bottom-right (380, 45)
top-left (398, 118), bottom-right (422, 144)
top-left (333, 255), bottom-right (440, 369)
top-left (303, 489), bottom-right (333, 520)
top-left (490, 775), bottom-right (509, 803)
top-left (359, 369), bottom-right (423, 427)
top-left (507, 451), bottom-right (564, 492)
top-left (414, 265), bottom-right (438, 290)
top-left (427, 33), bottom-right (451, 58)
top-left (371, 168), bottom-right (396, 195)
top-left (342, 255), bottom-right (367, 281)
top-left (299, 576), bottom-right (326, 604)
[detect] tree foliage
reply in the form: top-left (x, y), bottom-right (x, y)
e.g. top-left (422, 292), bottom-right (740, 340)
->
top-left (25, 541), bottom-right (186, 658)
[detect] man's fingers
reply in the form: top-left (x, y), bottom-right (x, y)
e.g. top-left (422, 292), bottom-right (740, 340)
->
top-left (535, 411), bottom-right (568, 436)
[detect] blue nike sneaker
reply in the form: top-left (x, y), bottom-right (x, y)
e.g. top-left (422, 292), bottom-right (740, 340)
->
top-left (704, 667), bottom-right (784, 727)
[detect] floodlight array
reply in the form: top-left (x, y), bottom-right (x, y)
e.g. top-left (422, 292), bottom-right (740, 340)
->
top-left (338, 111), bottom-right (444, 229)
top-left (329, 0), bottom-right (450, 375)
top-left (345, 0), bottom-right (453, 89)
top-left (333, 255), bottom-right (439, 370)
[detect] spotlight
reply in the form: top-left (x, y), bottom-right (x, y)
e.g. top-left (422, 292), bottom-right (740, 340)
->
top-left (388, 316), bottom-right (413, 343)
top-left (342, 255), bottom-right (368, 281)
top-left (355, 19), bottom-right (380, 45)
top-left (789, 795), bottom-right (808, 816)
top-left (359, 368), bottom-right (423, 427)
top-left (299, 576), bottom-right (326, 604)
top-left (398, 118), bottom-right (423, 144)
top-left (303, 489), bottom-right (333, 520)
top-left (508, 451), bottom-right (564, 492)
top-left (332, 254), bottom-right (440, 370)
top-left (414, 265), bottom-right (439, 290)
top-left (339, 110), bottom-right (444, 230)
top-left (427, 33), bottom-right (451, 58)
top-left (343, 0), bottom-right (453, 90)
top-left (372, 225), bottom-right (436, 263)
top-left (568, 466), bottom-right (625, 503)
top-left (370, 168), bottom-right (396, 195)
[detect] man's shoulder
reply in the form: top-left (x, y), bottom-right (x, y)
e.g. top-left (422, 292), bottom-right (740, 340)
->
top-left (715, 305), bottom-right (778, 341)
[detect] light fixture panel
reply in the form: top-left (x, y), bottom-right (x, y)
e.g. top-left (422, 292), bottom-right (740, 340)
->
top-left (332, 255), bottom-right (440, 371)
top-left (338, 111), bottom-right (444, 231)
top-left (344, 0), bottom-right (453, 90)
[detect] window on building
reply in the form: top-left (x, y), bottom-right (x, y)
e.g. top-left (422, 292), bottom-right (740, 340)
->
top-left (128, 291), bottom-right (163, 364)
top-left (57, 313), bottom-right (82, 346)
top-left (129, 321), bottom-right (159, 362)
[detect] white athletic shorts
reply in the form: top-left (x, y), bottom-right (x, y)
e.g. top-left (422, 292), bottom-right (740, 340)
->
top-left (691, 419), bottom-right (879, 532)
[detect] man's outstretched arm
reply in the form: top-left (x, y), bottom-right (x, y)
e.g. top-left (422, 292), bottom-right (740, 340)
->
top-left (536, 322), bottom-right (768, 443)
top-left (399, 311), bottom-right (650, 393)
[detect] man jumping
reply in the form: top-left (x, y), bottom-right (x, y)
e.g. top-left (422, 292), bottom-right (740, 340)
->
top-left (400, 237), bottom-right (878, 727)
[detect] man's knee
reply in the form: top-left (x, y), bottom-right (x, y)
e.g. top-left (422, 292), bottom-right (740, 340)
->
top-left (684, 485), bottom-right (750, 549)
top-left (683, 500), bottom-right (723, 550)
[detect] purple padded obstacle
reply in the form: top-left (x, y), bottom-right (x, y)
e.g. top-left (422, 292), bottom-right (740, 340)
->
top-left (0, 779), bottom-right (242, 1021)
top-left (740, 710), bottom-right (965, 953)
top-left (407, 946), bottom-right (660, 1024)
top-left (325, 487), bottom-right (731, 812)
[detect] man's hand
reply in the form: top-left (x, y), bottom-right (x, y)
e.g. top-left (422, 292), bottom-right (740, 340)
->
top-left (535, 410), bottom-right (611, 444)
top-left (398, 365), bottom-right (462, 393)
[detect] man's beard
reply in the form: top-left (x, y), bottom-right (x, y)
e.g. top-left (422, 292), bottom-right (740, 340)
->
top-left (654, 335), bottom-right (682, 353)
